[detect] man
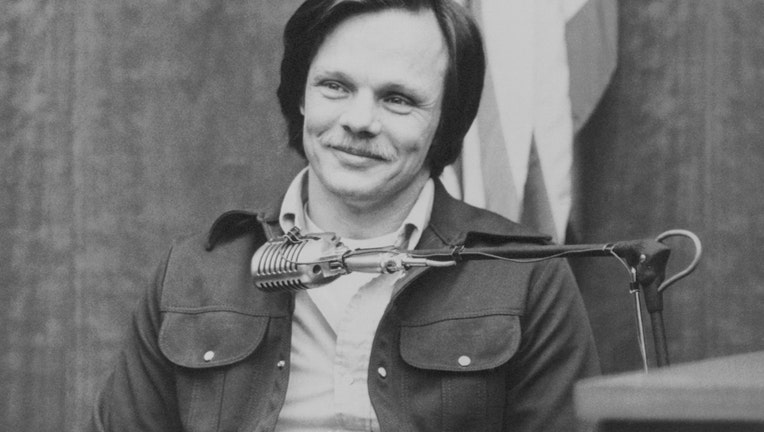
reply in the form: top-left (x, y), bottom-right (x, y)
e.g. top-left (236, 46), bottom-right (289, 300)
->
top-left (91, 0), bottom-right (600, 431)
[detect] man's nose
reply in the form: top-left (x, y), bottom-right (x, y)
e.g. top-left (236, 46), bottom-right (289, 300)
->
top-left (339, 91), bottom-right (382, 137)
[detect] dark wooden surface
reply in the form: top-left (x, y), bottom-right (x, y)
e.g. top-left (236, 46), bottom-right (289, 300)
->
top-left (2, 1), bottom-right (764, 431)
top-left (576, 351), bottom-right (764, 422)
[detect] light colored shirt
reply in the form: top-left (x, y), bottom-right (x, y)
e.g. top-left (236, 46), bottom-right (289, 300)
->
top-left (274, 167), bottom-right (433, 431)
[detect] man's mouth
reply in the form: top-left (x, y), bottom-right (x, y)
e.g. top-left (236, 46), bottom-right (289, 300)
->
top-left (329, 144), bottom-right (391, 162)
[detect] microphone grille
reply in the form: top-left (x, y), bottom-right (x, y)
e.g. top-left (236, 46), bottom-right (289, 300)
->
top-left (251, 231), bottom-right (345, 292)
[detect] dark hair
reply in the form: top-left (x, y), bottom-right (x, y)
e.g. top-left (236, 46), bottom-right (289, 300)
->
top-left (277, 0), bottom-right (485, 178)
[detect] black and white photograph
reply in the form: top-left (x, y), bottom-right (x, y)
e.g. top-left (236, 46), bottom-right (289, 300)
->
top-left (1, 1), bottom-right (763, 431)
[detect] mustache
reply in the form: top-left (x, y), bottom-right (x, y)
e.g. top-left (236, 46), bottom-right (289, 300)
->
top-left (318, 131), bottom-right (396, 162)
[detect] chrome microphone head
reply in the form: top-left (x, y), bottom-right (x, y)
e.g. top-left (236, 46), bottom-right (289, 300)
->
top-left (251, 229), bottom-right (349, 292)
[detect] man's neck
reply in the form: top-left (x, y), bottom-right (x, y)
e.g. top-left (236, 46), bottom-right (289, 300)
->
top-left (305, 172), bottom-right (429, 240)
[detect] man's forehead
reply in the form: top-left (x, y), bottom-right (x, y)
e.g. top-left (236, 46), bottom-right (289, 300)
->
top-left (310, 9), bottom-right (448, 81)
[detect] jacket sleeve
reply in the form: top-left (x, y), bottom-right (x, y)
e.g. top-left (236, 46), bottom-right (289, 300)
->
top-left (504, 259), bottom-right (601, 431)
top-left (89, 247), bottom-right (184, 432)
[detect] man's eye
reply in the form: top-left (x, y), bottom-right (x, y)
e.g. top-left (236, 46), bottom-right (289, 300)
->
top-left (386, 95), bottom-right (411, 106)
top-left (320, 81), bottom-right (347, 95)
top-left (385, 95), bottom-right (414, 114)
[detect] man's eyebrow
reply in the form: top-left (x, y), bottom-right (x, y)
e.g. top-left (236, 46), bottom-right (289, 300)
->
top-left (309, 69), bottom-right (352, 83)
top-left (382, 82), bottom-right (430, 102)
top-left (384, 82), bottom-right (419, 95)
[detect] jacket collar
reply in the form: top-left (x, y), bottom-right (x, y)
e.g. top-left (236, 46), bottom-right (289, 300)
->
top-left (422, 179), bottom-right (551, 248)
top-left (206, 176), bottom-right (551, 251)
top-left (253, 178), bottom-right (550, 248)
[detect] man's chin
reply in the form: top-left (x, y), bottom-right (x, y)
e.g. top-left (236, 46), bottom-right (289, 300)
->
top-left (317, 172), bottom-right (391, 202)
top-left (325, 182), bottom-right (380, 203)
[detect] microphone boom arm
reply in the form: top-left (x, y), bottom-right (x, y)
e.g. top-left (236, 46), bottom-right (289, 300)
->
top-left (252, 227), bottom-right (702, 370)
top-left (340, 232), bottom-right (700, 369)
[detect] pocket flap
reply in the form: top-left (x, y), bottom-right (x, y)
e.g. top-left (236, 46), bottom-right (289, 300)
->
top-left (400, 314), bottom-right (521, 372)
top-left (159, 311), bottom-right (268, 368)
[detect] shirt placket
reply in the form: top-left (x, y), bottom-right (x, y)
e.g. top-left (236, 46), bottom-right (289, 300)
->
top-left (333, 272), bottom-right (398, 431)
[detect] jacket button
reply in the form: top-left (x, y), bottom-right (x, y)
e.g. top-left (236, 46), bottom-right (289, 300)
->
top-left (277, 360), bottom-right (286, 369)
top-left (458, 355), bottom-right (471, 367)
top-left (203, 351), bottom-right (215, 362)
top-left (377, 367), bottom-right (387, 378)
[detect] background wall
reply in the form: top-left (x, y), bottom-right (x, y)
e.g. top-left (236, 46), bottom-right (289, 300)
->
top-left (0, 1), bottom-right (305, 430)
top-left (1, 0), bottom-right (763, 430)
top-left (571, 0), bottom-right (764, 372)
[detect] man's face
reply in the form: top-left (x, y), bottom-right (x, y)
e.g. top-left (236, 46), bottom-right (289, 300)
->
top-left (301, 8), bottom-right (448, 209)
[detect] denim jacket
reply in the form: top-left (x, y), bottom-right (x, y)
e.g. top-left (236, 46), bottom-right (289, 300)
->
top-left (91, 180), bottom-right (600, 432)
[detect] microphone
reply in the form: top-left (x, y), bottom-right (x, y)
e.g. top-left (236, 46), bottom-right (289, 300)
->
top-left (252, 227), bottom-right (700, 295)
top-left (251, 229), bottom-right (349, 292)
top-left (251, 227), bottom-right (452, 292)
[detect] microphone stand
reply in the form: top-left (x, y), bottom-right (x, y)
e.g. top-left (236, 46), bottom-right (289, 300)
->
top-left (404, 231), bottom-right (702, 371)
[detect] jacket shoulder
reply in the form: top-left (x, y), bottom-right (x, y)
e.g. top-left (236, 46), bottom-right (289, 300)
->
top-left (460, 201), bottom-right (549, 242)
top-left (429, 181), bottom-right (552, 247)
top-left (204, 210), bottom-right (276, 251)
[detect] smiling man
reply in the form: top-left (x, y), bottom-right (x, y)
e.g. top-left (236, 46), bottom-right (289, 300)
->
top-left (91, 1), bottom-right (600, 431)
top-left (300, 8), bottom-right (445, 239)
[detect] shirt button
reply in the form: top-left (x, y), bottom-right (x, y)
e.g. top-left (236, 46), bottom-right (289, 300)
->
top-left (458, 355), bottom-right (471, 367)
top-left (203, 351), bottom-right (215, 362)
top-left (377, 367), bottom-right (387, 379)
top-left (277, 360), bottom-right (286, 369)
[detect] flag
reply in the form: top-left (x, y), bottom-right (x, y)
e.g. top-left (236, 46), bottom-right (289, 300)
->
top-left (442, 0), bottom-right (617, 243)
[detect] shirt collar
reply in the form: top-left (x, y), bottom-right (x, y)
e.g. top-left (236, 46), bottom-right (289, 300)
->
top-left (279, 167), bottom-right (310, 234)
top-left (279, 167), bottom-right (434, 249)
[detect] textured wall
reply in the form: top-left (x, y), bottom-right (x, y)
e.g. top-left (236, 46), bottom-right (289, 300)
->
top-left (572, 0), bottom-right (764, 372)
top-left (2, 0), bottom-right (764, 431)
top-left (0, 1), bottom-right (304, 430)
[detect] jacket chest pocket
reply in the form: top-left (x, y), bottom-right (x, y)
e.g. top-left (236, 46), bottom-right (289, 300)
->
top-left (159, 311), bottom-right (271, 432)
top-left (398, 313), bottom-right (521, 432)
